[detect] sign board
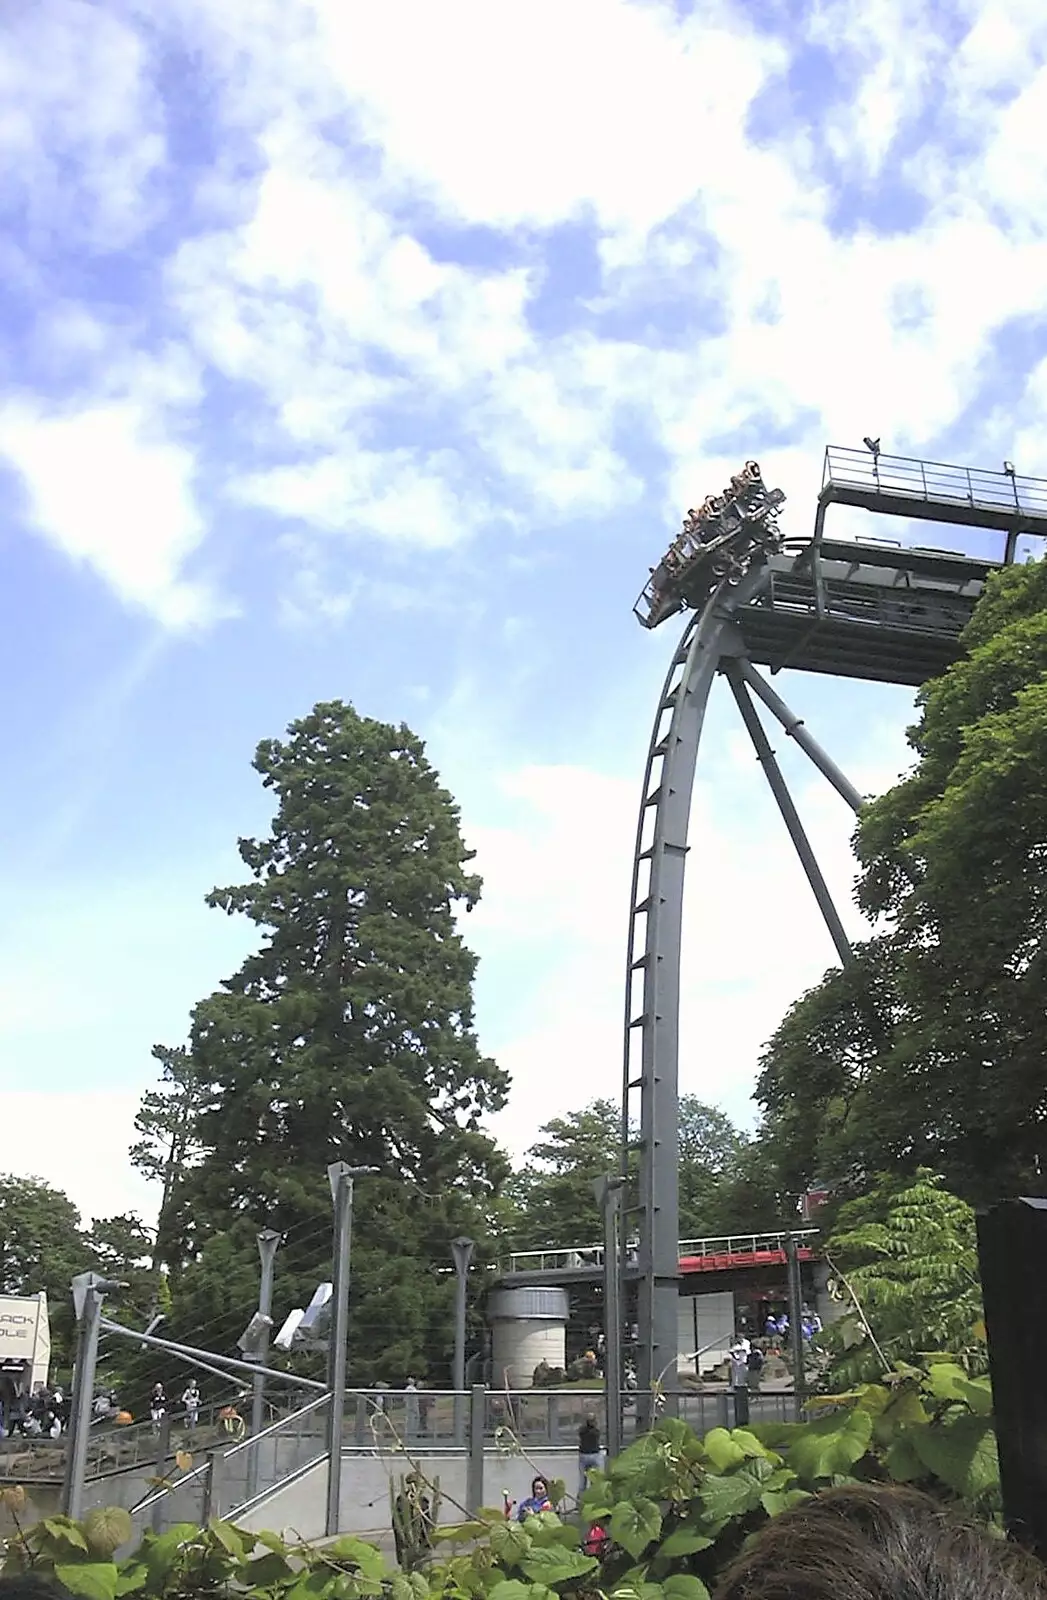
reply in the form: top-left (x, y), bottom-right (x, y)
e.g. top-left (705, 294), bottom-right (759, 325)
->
top-left (0, 1294), bottom-right (50, 1390)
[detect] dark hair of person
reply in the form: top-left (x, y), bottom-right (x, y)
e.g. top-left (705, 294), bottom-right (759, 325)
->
top-left (716, 1484), bottom-right (1047, 1600)
top-left (0, 1578), bottom-right (76, 1600)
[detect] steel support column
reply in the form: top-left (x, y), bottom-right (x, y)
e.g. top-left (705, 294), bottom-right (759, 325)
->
top-left (735, 660), bottom-right (864, 814)
top-left (622, 565), bottom-right (772, 1415)
top-left (723, 664), bottom-right (853, 967)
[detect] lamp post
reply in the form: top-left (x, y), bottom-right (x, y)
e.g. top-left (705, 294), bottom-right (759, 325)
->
top-left (325, 1163), bottom-right (376, 1537)
top-left (64, 1273), bottom-right (125, 1518)
top-left (247, 1228), bottom-right (282, 1500)
top-left (594, 1175), bottom-right (625, 1460)
top-left (451, 1236), bottom-right (475, 1445)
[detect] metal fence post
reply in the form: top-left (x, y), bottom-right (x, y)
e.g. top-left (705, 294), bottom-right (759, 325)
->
top-left (466, 1384), bottom-right (485, 1514)
top-left (452, 1237), bottom-right (475, 1446)
top-left (595, 1175), bottom-right (624, 1460)
top-left (325, 1164), bottom-right (353, 1538)
top-left (786, 1235), bottom-right (806, 1421)
top-left (248, 1229), bottom-right (281, 1501)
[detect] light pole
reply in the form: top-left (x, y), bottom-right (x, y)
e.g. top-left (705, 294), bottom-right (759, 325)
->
top-left (451, 1236), bottom-right (475, 1445)
top-left (64, 1273), bottom-right (124, 1518)
top-left (247, 1228), bottom-right (282, 1500)
top-left (325, 1162), bottom-right (376, 1537)
top-left (594, 1175), bottom-right (625, 1460)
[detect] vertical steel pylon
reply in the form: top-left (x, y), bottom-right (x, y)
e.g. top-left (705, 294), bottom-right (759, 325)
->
top-left (621, 564), bottom-right (863, 1416)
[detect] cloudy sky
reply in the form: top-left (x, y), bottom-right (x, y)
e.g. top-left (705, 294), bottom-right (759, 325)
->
top-left (2, 0), bottom-right (1046, 1229)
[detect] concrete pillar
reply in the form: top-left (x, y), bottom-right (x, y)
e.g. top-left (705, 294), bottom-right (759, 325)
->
top-left (487, 1288), bottom-right (569, 1388)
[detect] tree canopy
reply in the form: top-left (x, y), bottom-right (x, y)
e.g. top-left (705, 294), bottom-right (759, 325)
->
top-left (140, 701), bottom-right (509, 1384)
top-left (754, 559), bottom-right (1047, 1205)
top-left (0, 1175), bottom-right (157, 1378)
top-left (506, 1095), bottom-right (760, 1249)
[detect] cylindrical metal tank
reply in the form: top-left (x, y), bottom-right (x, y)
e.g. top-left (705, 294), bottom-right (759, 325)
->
top-left (487, 1287), bottom-right (569, 1389)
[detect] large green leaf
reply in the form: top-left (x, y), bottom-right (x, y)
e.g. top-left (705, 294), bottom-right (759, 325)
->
top-left (702, 1429), bottom-right (746, 1472)
top-left (761, 1490), bottom-right (811, 1517)
top-left (885, 1431), bottom-right (926, 1484)
top-left (207, 1519), bottom-right (251, 1556)
top-left (490, 1521), bottom-right (533, 1564)
top-left (53, 1565), bottom-right (118, 1600)
top-left (432, 1522), bottom-right (489, 1544)
top-left (114, 1563), bottom-right (148, 1597)
top-left (610, 1496), bottom-right (663, 1558)
top-left (518, 1546), bottom-right (599, 1585)
top-left (245, 1551), bottom-right (295, 1586)
top-left (487, 1581), bottom-right (532, 1600)
top-left (787, 1406), bottom-right (874, 1485)
top-left (728, 1429), bottom-right (776, 1461)
top-left (909, 1414), bottom-right (1000, 1499)
top-left (926, 1363), bottom-right (970, 1401)
top-left (657, 1525), bottom-right (715, 1558)
top-left (42, 1519), bottom-right (90, 1556)
top-left (662, 1575), bottom-right (711, 1600)
top-left (82, 1509), bottom-right (133, 1560)
top-left (324, 1537), bottom-right (387, 1580)
top-left (698, 1469), bottom-right (763, 1523)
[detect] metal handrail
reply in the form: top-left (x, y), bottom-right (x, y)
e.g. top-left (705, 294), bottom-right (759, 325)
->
top-left (822, 445), bottom-right (1047, 518)
top-left (505, 1229), bottom-right (818, 1273)
top-left (220, 1390), bottom-right (329, 1461)
top-left (129, 1392), bottom-right (330, 1519)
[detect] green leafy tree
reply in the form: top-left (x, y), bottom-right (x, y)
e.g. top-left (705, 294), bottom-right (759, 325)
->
top-left (850, 559), bottom-right (1047, 1200)
top-left (507, 1097), bottom-right (750, 1249)
top-left (820, 1171), bottom-right (985, 1386)
top-left (752, 560), bottom-right (1047, 1205)
top-left (149, 701), bottom-right (510, 1382)
top-left (678, 1100), bottom-right (748, 1238)
top-left (0, 1174), bottom-right (85, 1369)
top-left (505, 1099), bottom-right (622, 1250)
top-left (130, 1043), bottom-right (208, 1273)
top-left (753, 938), bottom-right (903, 1204)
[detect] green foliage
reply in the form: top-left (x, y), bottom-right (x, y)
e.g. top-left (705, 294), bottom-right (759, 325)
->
top-left (0, 1175), bottom-right (158, 1374)
top-left (0, 1365), bottom-right (1000, 1597)
top-left (506, 1097), bottom-right (752, 1251)
top-left (819, 1171), bottom-right (985, 1386)
top-left (754, 558), bottom-right (1047, 1202)
top-left (138, 701), bottom-right (510, 1383)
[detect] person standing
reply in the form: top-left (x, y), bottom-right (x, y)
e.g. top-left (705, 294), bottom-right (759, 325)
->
top-left (150, 1384), bottom-right (166, 1435)
top-left (181, 1380), bottom-right (200, 1429)
top-left (578, 1414), bottom-right (604, 1498)
top-left (729, 1341), bottom-right (750, 1427)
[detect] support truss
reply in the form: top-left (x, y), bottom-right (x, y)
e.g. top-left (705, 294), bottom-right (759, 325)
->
top-left (621, 570), bottom-right (864, 1413)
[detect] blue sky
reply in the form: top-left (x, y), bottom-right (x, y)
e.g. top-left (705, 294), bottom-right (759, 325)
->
top-left (2, 0), bottom-right (1046, 1226)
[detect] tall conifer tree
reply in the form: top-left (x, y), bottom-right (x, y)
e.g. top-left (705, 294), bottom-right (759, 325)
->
top-left (152, 702), bottom-right (509, 1381)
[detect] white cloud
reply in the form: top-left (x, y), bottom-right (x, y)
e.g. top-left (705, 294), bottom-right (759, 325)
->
top-left (0, 1092), bottom-right (155, 1227)
top-left (0, 0), bottom-right (165, 251)
top-left (471, 685), bottom-right (912, 1164)
top-left (0, 400), bottom-right (223, 627)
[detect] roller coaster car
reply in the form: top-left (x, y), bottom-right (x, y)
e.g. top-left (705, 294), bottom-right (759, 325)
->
top-left (635, 469), bottom-right (787, 629)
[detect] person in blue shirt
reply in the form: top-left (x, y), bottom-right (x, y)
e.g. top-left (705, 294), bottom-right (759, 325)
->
top-left (518, 1475), bottom-right (553, 1521)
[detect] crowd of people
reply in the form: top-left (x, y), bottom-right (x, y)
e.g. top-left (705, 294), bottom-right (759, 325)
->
top-left (0, 1383), bottom-right (66, 1439)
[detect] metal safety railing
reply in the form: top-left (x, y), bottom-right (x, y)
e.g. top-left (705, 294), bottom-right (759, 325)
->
top-left (505, 1229), bottom-right (818, 1276)
top-left (129, 1391), bottom-right (331, 1528)
top-left (80, 1384), bottom-right (806, 1539)
top-left (822, 446), bottom-right (1047, 523)
top-left (0, 1392), bottom-right (295, 1483)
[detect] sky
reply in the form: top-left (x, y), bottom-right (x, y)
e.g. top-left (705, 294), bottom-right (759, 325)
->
top-left (2, 0), bottom-right (1047, 1231)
